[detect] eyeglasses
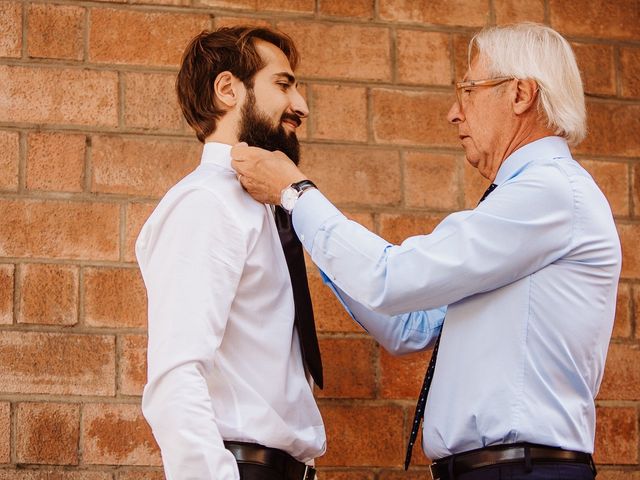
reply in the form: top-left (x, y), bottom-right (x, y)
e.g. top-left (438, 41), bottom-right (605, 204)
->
top-left (454, 76), bottom-right (515, 110)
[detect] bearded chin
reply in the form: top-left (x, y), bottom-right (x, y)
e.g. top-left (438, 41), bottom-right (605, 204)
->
top-left (237, 90), bottom-right (301, 165)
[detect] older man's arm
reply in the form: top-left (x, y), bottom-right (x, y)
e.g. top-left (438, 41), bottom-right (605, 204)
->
top-left (323, 272), bottom-right (445, 355)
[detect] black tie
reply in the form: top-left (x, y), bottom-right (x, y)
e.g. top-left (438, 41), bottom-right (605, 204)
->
top-left (403, 182), bottom-right (497, 470)
top-left (274, 206), bottom-right (323, 389)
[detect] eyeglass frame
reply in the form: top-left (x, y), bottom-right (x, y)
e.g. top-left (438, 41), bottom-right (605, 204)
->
top-left (454, 76), bottom-right (516, 110)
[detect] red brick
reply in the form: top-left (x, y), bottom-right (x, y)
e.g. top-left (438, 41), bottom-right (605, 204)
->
top-left (0, 402), bottom-right (8, 463)
top-left (594, 406), bottom-right (638, 464)
top-left (379, 0), bottom-right (489, 27)
top-left (16, 402), bottom-right (80, 465)
top-left (319, 0), bottom-right (374, 18)
top-left (18, 263), bottom-right (78, 326)
top-left (0, 264), bottom-right (13, 325)
top-left (579, 160), bottom-right (629, 217)
top-left (0, 199), bottom-right (119, 260)
top-left (27, 3), bottom-right (84, 60)
top-left (612, 282), bottom-right (631, 339)
top-left (379, 472), bottom-right (429, 480)
top-left (124, 72), bottom-right (185, 132)
top-left (576, 102), bottom-right (640, 158)
top-left (572, 43), bottom-right (616, 97)
top-left (396, 30), bottom-right (450, 86)
top-left (89, 9), bottom-right (210, 66)
top-left (195, 0), bottom-right (255, 7)
top-left (259, 0), bottom-right (314, 11)
top-left (0, 66), bottom-right (118, 127)
top-left (635, 163), bottom-right (640, 219)
top-left (91, 135), bottom-right (201, 197)
top-left (621, 47), bottom-right (640, 99)
top-left (380, 348), bottom-right (432, 399)
top-left (0, 331), bottom-right (115, 396)
top-left (0, 1), bottom-right (22, 58)
top-left (197, 0), bottom-right (313, 11)
top-left (213, 16), bottom-right (272, 29)
top-left (116, 472), bottom-right (166, 480)
top-left (132, 0), bottom-right (189, 4)
top-left (0, 130), bottom-right (19, 191)
top-left (279, 22), bottom-right (391, 81)
top-left (494, 0), bottom-right (544, 23)
top-left (125, 202), bottom-right (157, 263)
top-left (597, 471), bottom-right (640, 480)
top-left (26, 132), bottom-right (85, 193)
top-left (316, 337), bottom-right (376, 399)
top-left (453, 34), bottom-right (473, 82)
top-left (372, 89), bottom-right (458, 147)
top-left (311, 84), bottom-right (367, 142)
top-left (550, 0), bottom-right (640, 41)
top-left (617, 223), bottom-right (640, 280)
top-left (317, 404), bottom-right (404, 467)
top-left (379, 213), bottom-right (445, 245)
top-left (599, 343), bottom-right (640, 400)
top-left (84, 267), bottom-right (147, 329)
top-left (0, 472), bottom-right (112, 480)
top-left (320, 472), bottom-right (374, 480)
top-left (120, 334), bottom-right (147, 396)
top-left (82, 403), bottom-right (161, 466)
top-left (463, 160), bottom-right (491, 209)
top-left (635, 287), bottom-right (640, 340)
top-left (405, 152), bottom-right (461, 211)
top-left (309, 271), bottom-right (364, 334)
top-left (301, 145), bottom-right (401, 207)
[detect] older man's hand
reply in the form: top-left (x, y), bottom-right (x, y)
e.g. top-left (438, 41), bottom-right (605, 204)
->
top-left (231, 143), bottom-right (307, 205)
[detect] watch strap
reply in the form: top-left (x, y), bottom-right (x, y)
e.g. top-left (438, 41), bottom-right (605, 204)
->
top-left (291, 179), bottom-right (317, 193)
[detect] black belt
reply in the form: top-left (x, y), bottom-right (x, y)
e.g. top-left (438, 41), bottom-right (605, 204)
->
top-left (430, 443), bottom-right (596, 480)
top-left (224, 441), bottom-right (316, 480)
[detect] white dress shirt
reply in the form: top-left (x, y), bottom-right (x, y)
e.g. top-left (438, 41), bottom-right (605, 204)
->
top-left (136, 142), bottom-right (326, 480)
top-left (293, 136), bottom-right (621, 459)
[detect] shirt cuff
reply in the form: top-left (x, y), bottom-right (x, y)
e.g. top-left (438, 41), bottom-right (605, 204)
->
top-left (292, 188), bottom-right (342, 253)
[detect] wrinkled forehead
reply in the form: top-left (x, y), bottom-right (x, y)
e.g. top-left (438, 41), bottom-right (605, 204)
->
top-left (463, 53), bottom-right (491, 81)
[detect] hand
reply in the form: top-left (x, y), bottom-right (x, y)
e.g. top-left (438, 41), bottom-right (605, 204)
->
top-left (231, 143), bottom-right (307, 204)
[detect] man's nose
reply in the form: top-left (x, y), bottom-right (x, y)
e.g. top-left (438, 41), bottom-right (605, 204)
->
top-left (291, 89), bottom-right (309, 118)
top-left (447, 100), bottom-right (464, 124)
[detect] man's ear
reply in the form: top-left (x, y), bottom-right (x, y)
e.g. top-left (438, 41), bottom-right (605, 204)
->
top-left (214, 71), bottom-right (244, 109)
top-left (513, 78), bottom-right (539, 115)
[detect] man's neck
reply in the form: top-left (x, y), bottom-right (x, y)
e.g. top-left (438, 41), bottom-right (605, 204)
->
top-left (205, 119), bottom-right (239, 145)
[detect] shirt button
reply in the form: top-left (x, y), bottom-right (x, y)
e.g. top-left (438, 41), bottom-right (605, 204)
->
top-left (300, 234), bottom-right (305, 241)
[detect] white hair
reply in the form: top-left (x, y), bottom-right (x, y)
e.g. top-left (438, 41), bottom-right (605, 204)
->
top-left (470, 23), bottom-right (586, 145)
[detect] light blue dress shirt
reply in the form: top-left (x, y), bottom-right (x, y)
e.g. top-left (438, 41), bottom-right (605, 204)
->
top-left (292, 136), bottom-right (621, 459)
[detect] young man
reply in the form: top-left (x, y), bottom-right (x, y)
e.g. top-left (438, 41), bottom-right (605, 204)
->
top-left (231, 23), bottom-right (620, 480)
top-left (136, 27), bottom-right (325, 480)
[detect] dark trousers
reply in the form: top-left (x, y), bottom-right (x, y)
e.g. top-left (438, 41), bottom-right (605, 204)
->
top-left (237, 463), bottom-right (286, 480)
top-left (453, 462), bottom-right (595, 479)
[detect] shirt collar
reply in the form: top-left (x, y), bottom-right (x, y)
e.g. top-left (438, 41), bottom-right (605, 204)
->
top-left (200, 142), bottom-right (233, 171)
top-left (494, 136), bottom-right (572, 185)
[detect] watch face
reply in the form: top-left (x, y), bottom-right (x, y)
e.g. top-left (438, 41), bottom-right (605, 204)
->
top-left (281, 187), bottom-right (299, 212)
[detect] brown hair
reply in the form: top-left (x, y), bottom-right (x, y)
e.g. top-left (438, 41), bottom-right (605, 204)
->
top-left (176, 26), bottom-right (299, 143)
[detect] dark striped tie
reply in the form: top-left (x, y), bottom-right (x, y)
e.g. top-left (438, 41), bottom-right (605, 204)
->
top-left (403, 182), bottom-right (498, 469)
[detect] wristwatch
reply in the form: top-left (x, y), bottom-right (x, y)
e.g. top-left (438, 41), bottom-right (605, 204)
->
top-left (280, 179), bottom-right (317, 213)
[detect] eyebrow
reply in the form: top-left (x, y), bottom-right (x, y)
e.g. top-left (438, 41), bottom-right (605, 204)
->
top-left (273, 72), bottom-right (296, 85)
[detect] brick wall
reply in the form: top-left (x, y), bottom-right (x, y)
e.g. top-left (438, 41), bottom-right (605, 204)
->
top-left (0, 0), bottom-right (638, 478)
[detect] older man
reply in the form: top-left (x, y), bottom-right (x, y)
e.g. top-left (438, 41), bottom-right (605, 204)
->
top-left (232, 23), bottom-right (620, 480)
